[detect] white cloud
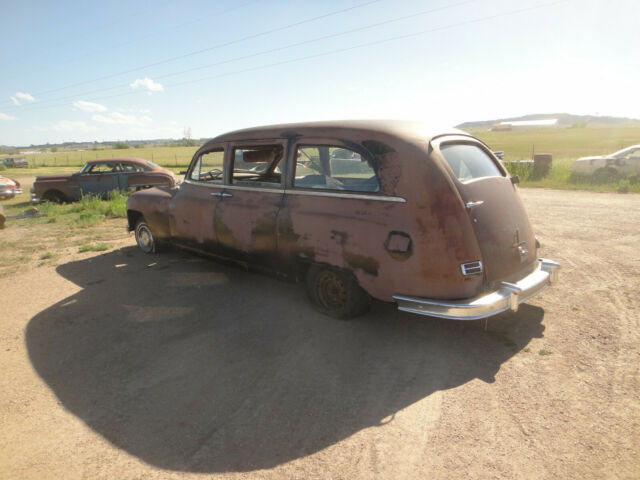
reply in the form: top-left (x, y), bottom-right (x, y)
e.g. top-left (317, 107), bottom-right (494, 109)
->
top-left (92, 112), bottom-right (152, 126)
top-left (15, 92), bottom-right (35, 102)
top-left (129, 77), bottom-right (164, 93)
top-left (0, 112), bottom-right (16, 121)
top-left (73, 100), bottom-right (108, 112)
top-left (10, 97), bottom-right (20, 106)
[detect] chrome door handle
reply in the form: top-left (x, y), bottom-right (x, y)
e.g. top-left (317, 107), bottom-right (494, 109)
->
top-left (211, 191), bottom-right (232, 198)
top-left (465, 200), bottom-right (484, 209)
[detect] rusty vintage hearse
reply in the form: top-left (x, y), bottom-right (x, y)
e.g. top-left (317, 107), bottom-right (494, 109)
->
top-left (126, 121), bottom-right (560, 319)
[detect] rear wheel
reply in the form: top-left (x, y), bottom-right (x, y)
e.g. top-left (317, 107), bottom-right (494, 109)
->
top-left (306, 265), bottom-right (371, 319)
top-left (135, 219), bottom-right (156, 254)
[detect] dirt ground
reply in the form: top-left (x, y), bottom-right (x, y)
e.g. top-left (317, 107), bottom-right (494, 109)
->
top-left (0, 188), bottom-right (638, 480)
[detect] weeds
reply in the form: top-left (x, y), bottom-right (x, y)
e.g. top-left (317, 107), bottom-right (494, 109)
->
top-left (539, 349), bottom-right (553, 356)
top-left (39, 252), bottom-right (53, 260)
top-left (78, 243), bottom-right (110, 253)
top-left (16, 191), bottom-right (128, 226)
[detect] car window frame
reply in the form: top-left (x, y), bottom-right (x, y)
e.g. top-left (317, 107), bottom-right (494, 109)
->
top-left (185, 143), bottom-right (227, 185)
top-left (434, 138), bottom-right (508, 185)
top-left (288, 138), bottom-right (382, 196)
top-left (227, 139), bottom-right (288, 191)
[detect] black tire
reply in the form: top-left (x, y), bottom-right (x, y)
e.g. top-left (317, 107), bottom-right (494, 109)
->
top-left (135, 219), bottom-right (157, 254)
top-left (42, 190), bottom-right (66, 203)
top-left (306, 265), bottom-right (371, 319)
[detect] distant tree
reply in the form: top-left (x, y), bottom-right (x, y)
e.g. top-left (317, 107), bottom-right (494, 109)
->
top-left (51, 146), bottom-right (58, 152)
top-left (114, 141), bottom-right (130, 149)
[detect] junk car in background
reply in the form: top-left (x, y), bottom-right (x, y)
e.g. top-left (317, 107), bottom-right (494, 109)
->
top-left (31, 157), bottom-right (176, 203)
top-left (0, 175), bottom-right (23, 200)
top-left (126, 121), bottom-right (560, 319)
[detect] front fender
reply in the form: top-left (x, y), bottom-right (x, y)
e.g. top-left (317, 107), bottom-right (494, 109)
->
top-left (126, 187), bottom-right (175, 239)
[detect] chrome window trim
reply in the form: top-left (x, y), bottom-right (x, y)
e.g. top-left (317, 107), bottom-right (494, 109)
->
top-left (285, 189), bottom-right (406, 203)
top-left (183, 179), bottom-right (406, 202)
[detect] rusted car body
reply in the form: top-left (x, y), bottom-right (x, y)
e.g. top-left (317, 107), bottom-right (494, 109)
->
top-left (127, 121), bottom-right (560, 319)
top-left (0, 175), bottom-right (23, 200)
top-left (31, 157), bottom-right (175, 203)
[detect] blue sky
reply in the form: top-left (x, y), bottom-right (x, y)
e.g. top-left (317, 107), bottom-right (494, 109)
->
top-left (0, 0), bottom-right (637, 146)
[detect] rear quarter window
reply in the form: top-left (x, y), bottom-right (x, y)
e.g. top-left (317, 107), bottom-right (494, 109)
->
top-left (440, 144), bottom-right (503, 182)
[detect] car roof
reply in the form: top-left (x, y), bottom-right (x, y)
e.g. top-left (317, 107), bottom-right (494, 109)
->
top-left (85, 157), bottom-right (149, 166)
top-left (205, 120), bottom-right (466, 145)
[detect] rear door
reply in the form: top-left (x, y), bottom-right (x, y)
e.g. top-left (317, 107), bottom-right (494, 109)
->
top-left (433, 138), bottom-right (537, 284)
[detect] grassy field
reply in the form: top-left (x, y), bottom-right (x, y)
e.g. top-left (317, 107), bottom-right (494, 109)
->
top-left (465, 123), bottom-right (640, 161)
top-left (464, 123), bottom-right (640, 193)
top-left (0, 145), bottom-right (200, 168)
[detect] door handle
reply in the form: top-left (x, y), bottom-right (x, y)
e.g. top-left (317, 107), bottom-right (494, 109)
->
top-left (210, 191), bottom-right (232, 198)
top-left (465, 200), bottom-right (484, 209)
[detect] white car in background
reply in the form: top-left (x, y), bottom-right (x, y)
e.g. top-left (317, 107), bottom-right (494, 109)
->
top-left (572, 145), bottom-right (640, 179)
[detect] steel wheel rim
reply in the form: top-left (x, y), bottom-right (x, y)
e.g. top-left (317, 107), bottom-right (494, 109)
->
top-left (316, 271), bottom-right (348, 310)
top-left (136, 225), bottom-right (153, 253)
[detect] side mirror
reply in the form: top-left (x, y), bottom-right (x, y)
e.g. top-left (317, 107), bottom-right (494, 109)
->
top-left (511, 175), bottom-right (520, 185)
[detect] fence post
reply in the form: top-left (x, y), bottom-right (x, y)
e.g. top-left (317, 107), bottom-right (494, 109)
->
top-left (152, 152), bottom-right (154, 162)
top-left (175, 154), bottom-right (177, 166)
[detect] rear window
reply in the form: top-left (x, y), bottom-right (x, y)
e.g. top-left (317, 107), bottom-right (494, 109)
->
top-left (440, 144), bottom-right (503, 182)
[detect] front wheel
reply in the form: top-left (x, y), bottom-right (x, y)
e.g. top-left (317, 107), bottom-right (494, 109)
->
top-left (306, 265), bottom-right (371, 319)
top-left (135, 220), bottom-right (156, 253)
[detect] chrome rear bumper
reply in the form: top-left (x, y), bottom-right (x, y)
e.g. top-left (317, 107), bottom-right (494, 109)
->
top-left (393, 258), bottom-right (560, 320)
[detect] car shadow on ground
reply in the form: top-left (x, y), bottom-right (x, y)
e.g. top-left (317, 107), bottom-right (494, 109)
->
top-left (26, 247), bottom-right (545, 473)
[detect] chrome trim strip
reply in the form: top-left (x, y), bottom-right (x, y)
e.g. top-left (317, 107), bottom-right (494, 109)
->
top-left (183, 179), bottom-right (406, 202)
top-left (393, 258), bottom-right (561, 320)
top-left (223, 184), bottom-right (284, 194)
top-left (285, 189), bottom-right (406, 203)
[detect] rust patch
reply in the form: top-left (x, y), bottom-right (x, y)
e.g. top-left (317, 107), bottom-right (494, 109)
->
top-left (330, 230), bottom-right (348, 246)
top-left (213, 210), bottom-right (237, 250)
top-left (344, 251), bottom-right (379, 276)
top-left (251, 215), bottom-right (277, 252)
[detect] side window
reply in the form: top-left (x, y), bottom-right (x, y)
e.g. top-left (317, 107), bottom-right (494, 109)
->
top-left (231, 145), bottom-right (283, 186)
top-left (294, 145), bottom-right (379, 193)
top-left (88, 162), bottom-right (118, 174)
top-left (190, 149), bottom-right (224, 183)
top-left (120, 163), bottom-right (143, 172)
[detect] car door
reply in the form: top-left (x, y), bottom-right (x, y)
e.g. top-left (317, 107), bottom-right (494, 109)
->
top-left (80, 162), bottom-right (120, 196)
top-left (169, 145), bottom-right (226, 252)
top-left (117, 161), bottom-right (143, 189)
top-left (213, 140), bottom-right (287, 271)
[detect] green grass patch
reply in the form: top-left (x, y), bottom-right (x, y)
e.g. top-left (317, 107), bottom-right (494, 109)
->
top-left (11, 191), bottom-right (128, 226)
top-left (78, 243), bottom-right (110, 253)
top-left (39, 251), bottom-right (53, 260)
top-left (538, 349), bottom-right (553, 356)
